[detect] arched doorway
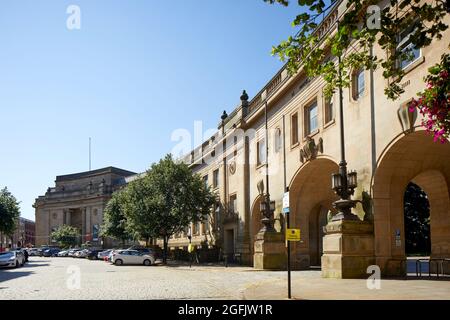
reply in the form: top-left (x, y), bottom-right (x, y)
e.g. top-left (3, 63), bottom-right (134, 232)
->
top-left (288, 157), bottom-right (339, 269)
top-left (404, 182), bottom-right (431, 256)
top-left (309, 204), bottom-right (329, 267)
top-left (249, 195), bottom-right (264, 263)
top-left (373, 130), bottom-right (450, 276)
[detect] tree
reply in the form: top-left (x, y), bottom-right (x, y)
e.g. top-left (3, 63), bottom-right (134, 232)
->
top-left (51, 225), bottom-right (80, 248)
top-left (124, 154), bottom-right (216, 264)
top-left (409, 53), bottom-right (450, 143)
top-left (101, 190), bottom-right (132, 246)
top-left (0, 187), bottom-right (21, 244)
top-left (266, 0), bottom-right (448, 100)
top-left (404, 183), bottom-right (431, 255)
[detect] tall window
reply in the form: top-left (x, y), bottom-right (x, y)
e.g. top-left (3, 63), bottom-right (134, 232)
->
top-left (274, 128), bottom-right (282, 153)
top-left (352, 69), bottom-right (365, 100)
top-left (229, 194), bottom-right (237, 214)
top-left (291, 112), bottom-right (299, 145)
top-left (324, 95), bottom-right (334, 124)
top-left (233, 136), bottom-right (238, 157)
top-left (306, 101), bottom-right (318, 135)
top-left (203, 175), bottom-right (208, 188)
top-left (213, 169), bottom-right (219, 188)
top-left (257, 139), bottom-right (266, 166)
top-left (397, 24), bottom-right (421, 70)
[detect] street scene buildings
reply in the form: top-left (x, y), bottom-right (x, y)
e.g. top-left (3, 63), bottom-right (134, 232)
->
top-left (34, 167), bottom-right (136, 247)
top-left (32, 1), bottom-right (450, 279)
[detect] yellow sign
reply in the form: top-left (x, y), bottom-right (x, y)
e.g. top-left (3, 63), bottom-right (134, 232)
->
top-left (188, 244), bottom-right (195, 253)
top-left (286, 228), bottom-right (301, 241)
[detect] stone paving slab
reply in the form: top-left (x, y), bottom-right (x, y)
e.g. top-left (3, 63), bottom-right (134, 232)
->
top-left (243, 270), bottom-right (450, 300)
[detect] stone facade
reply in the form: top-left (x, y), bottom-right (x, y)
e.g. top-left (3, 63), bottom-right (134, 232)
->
top-left (34, 167), bottom-right (136, 247)
top-left (169, 1), bottom-right (450, 276)
top-left (0, 217), bottom-right (35, 251)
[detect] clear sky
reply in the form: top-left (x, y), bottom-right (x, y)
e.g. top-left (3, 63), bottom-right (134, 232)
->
top-left (0, 0), bottom-right (301, 220)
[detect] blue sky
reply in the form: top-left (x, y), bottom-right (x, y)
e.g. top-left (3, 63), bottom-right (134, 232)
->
top-left (0, 0), bottom-right (301, 220)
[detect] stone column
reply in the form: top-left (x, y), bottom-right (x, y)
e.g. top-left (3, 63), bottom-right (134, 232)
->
top-left (81, 207), bottom-right (86, 244)
top-left (321, 220), bottom-right (375, 278)
top-left (253, 230), bottom-right (286, 270)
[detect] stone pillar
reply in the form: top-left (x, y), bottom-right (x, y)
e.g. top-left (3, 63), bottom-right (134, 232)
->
top-left (81, 207), bottom-right (86, 243)
top-left (253, 230), bottom-right (286, 270)
top-left (321, 220), bottom-right (375, 278)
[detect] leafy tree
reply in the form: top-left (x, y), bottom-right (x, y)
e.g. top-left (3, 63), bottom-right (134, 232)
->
top-left (266, 0), bottom-right (448, 100)
top-left (123, 154), bottom-right (216, 263)
top-left (51, 225), bottom-right (80, 248)
top-left (404, 183), bottom-right (431, 255)
top-left (0, 187), bottom-right (21, 241)
top-left (101, 190), bottom-right (132, 246)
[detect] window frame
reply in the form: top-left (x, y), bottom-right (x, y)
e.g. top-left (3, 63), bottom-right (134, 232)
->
top-left (304, 99), bottom-right (319, 137)
top-left (290, 112), bottom-right (299, 147)
top-left (256, 138), bottom-right (266, 166)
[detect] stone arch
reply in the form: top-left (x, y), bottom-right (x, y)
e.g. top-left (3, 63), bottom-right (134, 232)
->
top-left (372, 130), bottom-right (450, 275)
top-left (288, 157), bottom-right (339, 269)
top-left (249, 194), bottom-right (264, 262)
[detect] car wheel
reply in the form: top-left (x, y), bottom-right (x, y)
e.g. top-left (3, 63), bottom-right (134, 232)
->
top-left (143, 259), bottom-right (152, 266)
top-left (115, 259), bottom-right (123, 266)
top-left (15, 260), bottom-right (20, 268)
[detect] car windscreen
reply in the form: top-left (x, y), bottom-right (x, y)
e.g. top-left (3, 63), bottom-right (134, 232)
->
top-left (0, 252), bottom-right (14, 258)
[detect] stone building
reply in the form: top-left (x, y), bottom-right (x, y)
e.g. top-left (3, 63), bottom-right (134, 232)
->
top-left (168, 1), bottom-right (450, 277)
top-left (34, 167), bottom-right (136, 247)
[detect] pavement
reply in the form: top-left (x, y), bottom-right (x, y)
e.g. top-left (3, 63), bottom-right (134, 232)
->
top-left (0, 257), bottom-right (448, 300)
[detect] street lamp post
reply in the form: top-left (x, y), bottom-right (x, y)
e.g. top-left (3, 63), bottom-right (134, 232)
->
top-left (259, 99), bottom-right (276, 232)
top-left (330, 53), bottom-right (359, 222)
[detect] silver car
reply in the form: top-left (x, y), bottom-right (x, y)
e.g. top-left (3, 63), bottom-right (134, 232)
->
top-left (0, 251), bottom-right (25, 268)
top-left (111, 250), bottom-right (155, 266)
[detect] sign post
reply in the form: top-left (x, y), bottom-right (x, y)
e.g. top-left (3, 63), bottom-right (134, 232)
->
top-left (282, 191), bottom-right (291, 299)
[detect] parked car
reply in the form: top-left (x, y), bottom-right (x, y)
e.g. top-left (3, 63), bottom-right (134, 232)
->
top-left (28, 248), bottom-right (40, 256)
top-left (97, 249), bottom-right (113, 260)
top-left (16, 248), bottom-right (29, 262)
top-left (111, 249), bottom-right (155, 266)
top-left (74, 249), bottom-right (89, 258)
top-left (57, 250), bottom-right (70, 257)
top-left (38, 247), bottom-right (49, 257)
top-left (87, 249), bottom-right (102, 260)
top-left (0, 251), bottom-right (26, 268)
top-left (68, 249), bottom-right (81, 257)
top-left (43, 248), bottom-right (61, 257)
top-left (127, 246), bottom-right (155, 256)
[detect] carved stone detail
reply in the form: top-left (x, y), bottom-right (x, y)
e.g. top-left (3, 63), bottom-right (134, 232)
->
top-left (300, 137), bottom-right (323, 163)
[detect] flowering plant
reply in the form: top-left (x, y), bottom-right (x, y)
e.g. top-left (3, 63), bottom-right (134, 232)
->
top-left (409, 54), bottom-right (450, 143)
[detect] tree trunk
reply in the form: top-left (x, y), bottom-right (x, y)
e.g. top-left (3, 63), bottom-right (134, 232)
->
top-left (163, 236), bottom-right (168, 264)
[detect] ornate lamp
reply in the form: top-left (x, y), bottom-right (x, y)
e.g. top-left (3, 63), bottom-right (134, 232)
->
top-left (331, 173), bottom-right (342, 192)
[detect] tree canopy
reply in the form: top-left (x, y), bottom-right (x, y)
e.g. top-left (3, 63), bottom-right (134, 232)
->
top-left (101, 190), bottom-right (132, 245)
top-left (51, 224), bottom-right (80, 248)
top-left (0, 187), bottom-right (20, 237)
top-left (107, 154), bottom-right (216, 263)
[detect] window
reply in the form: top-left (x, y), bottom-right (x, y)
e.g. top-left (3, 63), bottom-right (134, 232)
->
top-left (274, 128), bottom-right (282, 153)
top-left (305, 101), bottom-right (318, 135)
top-left (233, 136), bottom-right (238, 157)
top-left (203, 175), bottom-right (208, 188)
top-left (229, 194), bottom-right (237, 214)
top-left (213, 169), bottom-right (219, 188)
top-left (397, 24), bottom-right (421, 70)
top-left (352, 69), bottom-right (365, 100)
top-left (324, 95), bottom-right (334, 124)
top-left (257, 139), bottom-right (266, 166)
top-left (291, 113), bottom-right (299, 145)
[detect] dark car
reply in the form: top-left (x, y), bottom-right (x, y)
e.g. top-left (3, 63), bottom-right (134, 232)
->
top-left (43, 248), bottom-right (60, 257)
top-left (38, 247), bottom-right (49, 257)
top-left (87, 249), bottom-right (102, 260)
